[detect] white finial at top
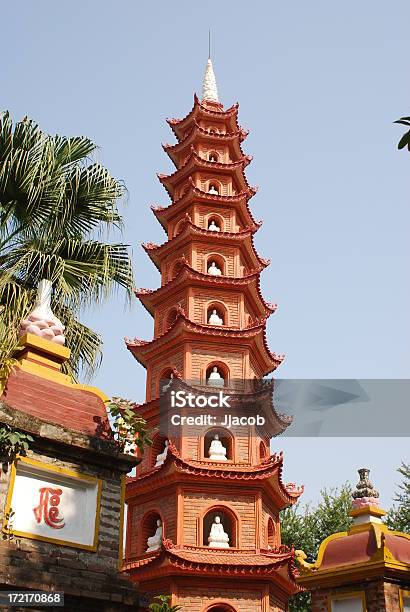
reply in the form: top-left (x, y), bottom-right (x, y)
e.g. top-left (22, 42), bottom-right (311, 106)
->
top-left (202, 58), bottom-right (219, 103)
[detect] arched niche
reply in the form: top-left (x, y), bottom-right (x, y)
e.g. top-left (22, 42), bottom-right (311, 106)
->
top-left (204, 428), bottom-right (234, 461)
top-left (207, 181), bottom-right (220, 195)
top-left (205, 361), bottom-right (229, 387)
top-left (208, 151), bottom-right (219, 162)
top-left (267, 516), bottom-right (276, 549)
top-left (169, 260), bottom-right (184, 280)
top-left (202, 506), bottom-right (238, 548)
top-left (173, 218), bottom-right (185, 237)
top-left (141, 511), bottom-right (163, 555)
top-left (207, 214), bottom-right (223, 232)
top-left (205, 302), bottom-right (227, 326)
top-left (259, 440), bottom-right (268, 461)
top-left (204, 604), bottom-right (238, 612)
top-left (158, 367), bottom-right (174, 395)
top-left (164, 307), bottom-right (178, 330)
top-left (206, 254), bottom-right (226, 276)
top-left (150, 433), bottom-right (168, 468)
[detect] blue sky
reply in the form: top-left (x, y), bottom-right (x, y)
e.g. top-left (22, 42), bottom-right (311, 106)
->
top-left (2, 1), bottom-right (409, 508)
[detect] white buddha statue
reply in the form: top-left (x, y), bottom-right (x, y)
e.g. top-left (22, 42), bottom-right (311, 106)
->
top-left (208, 261), bottom-right (222, 276)
top-left (208, 184), bottom-right (219, 195)
top-left (208, 308), bottom-right (223, 326)
top-left (208, 434), bottom-right (227, 461)
top-left (207, 366), bottom-right (224, 387)
top-left (208, 220), bottom-right (220, 232)
top-left (208, 516), bottom-right (229, 548)
top-left (146, 519), bottom-right (163, 552)
top-left (154, 440), bottom-right (169, 467)
top-left (161, 373), bottom-right (173, 392)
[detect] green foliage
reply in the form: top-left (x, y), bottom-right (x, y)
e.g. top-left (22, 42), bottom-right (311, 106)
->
top-left (281, 484), bottom-right (353, 612)
top-left (107, 397), bottom-right (152, 454)
top-left (2, 508), bottom-right (15, 540)
top-left (0, 111), bottom-right (134, 380)
top-left (395, 116), bottom-right (410, 150)
top-left (386, 462), bottom-right (410, 533)
top-left (148, 595), bottom-right (182, 612)
top-left (0, 424), bottom-right (33, 462)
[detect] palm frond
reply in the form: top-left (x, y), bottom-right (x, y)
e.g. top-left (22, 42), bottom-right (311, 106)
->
top-left (0, 112), bottom-right (134, 379)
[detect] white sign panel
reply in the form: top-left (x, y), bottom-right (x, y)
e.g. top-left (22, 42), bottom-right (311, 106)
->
top-left (6, 458), bottom-right (101, 550)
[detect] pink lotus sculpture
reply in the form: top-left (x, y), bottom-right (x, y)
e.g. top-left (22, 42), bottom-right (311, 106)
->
top-left (19, 280), bottom-right (65, 346)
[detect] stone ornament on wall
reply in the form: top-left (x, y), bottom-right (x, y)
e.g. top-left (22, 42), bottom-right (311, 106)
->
top-left (5, 457), bottom-right (101, 550)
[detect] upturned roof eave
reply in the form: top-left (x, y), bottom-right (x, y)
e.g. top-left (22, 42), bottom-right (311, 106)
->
top-left (125, 314), bottom-right (283, 375)
top-left (142, 220), bottom-right (266, 272)
top-left (157, 150), bottom-right (252, 197)
top-left (163, 122), bottom-right (246, 165)
top-left (151, 185), bottom-right (261, 231)
top-left (134, 264), bottom-right (276, 318)
top-left (166, 93), bottom-right (240, 141)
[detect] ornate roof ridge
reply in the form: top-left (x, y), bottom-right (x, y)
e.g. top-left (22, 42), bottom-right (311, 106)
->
top-left (128, 448), bottom-right (285, 484)
top-left (125, 376), bottom-right (289, 429)
top-left (166, 94), bottom-right (239, 139)
top-left (142, 215), bottom-right (266, 272)
top-left (144, 214), bottom-right (257, 248)
top-left (158, 149), bottom-right (254, 198)
top-left (125, 310), bottom-right (284, 374)
top-left (163, 121), bottom-right (247, 159)
top-left (133, 258), bottom-right (277, 317)
top-left (161, 146), bottom-right (250, 175)
top-left (127, 444), bottom-right (301, 507)
top-left (150, 187), bottom-right (262, 231)
top-left (123, 539), bottom-right (302, 587)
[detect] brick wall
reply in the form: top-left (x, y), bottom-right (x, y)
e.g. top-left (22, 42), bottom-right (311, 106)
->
top-left (127, 492), bottom-right (177, 556)
top-left (0, 403), bottom-right (139, 611)
top-left (311, 579), bottom-right (404, 612)
top-left (196, 205), bottom-right (234, 231)
top-left (176, 584), bottom-right (264, 612)
top-left (190, 346), bottom-right (245, 380)
top-left (182, 489), bottom-right (256, 548)
top-left (0, 448), bottom-right (137, 610)
top-left (192, 288), bottom-right (241, 327)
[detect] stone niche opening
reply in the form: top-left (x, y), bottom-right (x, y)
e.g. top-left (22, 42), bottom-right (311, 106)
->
top-left (206, 362), bottom-right (229, 387)
top-left (150, 433), bottom-right (168, 468)
top-left (259, 440), bottom-right (268, 461)
top-left (204, 428), bottom-right (234, 461)
top-left (165, 307), bottom-right (178, 330)
top-left (206, 303), bottom-right (226, 326)
top-left (141, 511), bottom-right (162, 554)
top-left (206, 254), bottom-right (225, 276)
top-left (202, 507), bottom-right (237, 548)
top-left (207, 216), bottom-right (223, 231)
top-left (267, 517), bottom-right (276, 548)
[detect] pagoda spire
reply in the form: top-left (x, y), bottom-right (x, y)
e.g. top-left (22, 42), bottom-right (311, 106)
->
top-left (202, 58), bottom-right (219, 102)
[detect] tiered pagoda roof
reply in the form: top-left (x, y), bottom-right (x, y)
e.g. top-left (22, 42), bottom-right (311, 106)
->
top-left (134, 258), bottom-right (276, 318)
top-left (127, 443), bottom-right (303, 508)
top-left (123, 539), bottom-right (302, 594)
top-left (151, 181), bottom-right (261, 231)
top-left (126, 307), bottom-right (283, 373)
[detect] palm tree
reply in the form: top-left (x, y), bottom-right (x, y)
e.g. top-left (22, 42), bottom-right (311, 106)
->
top-left (0, 111), bottom-right (133, 379)
top-left (148, 595), bottom-right (182, 612)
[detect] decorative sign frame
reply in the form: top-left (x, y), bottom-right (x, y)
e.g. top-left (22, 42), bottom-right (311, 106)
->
top-left (4, 456), bottom-right (102, 551)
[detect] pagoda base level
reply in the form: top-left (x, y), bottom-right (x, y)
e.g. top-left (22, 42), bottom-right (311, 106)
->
top-left (137, 576), bottom-right (288, 611)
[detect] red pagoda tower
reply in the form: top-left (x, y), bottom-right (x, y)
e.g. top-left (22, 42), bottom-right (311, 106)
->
top-left (124, 59), bottom-right (304, 612)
